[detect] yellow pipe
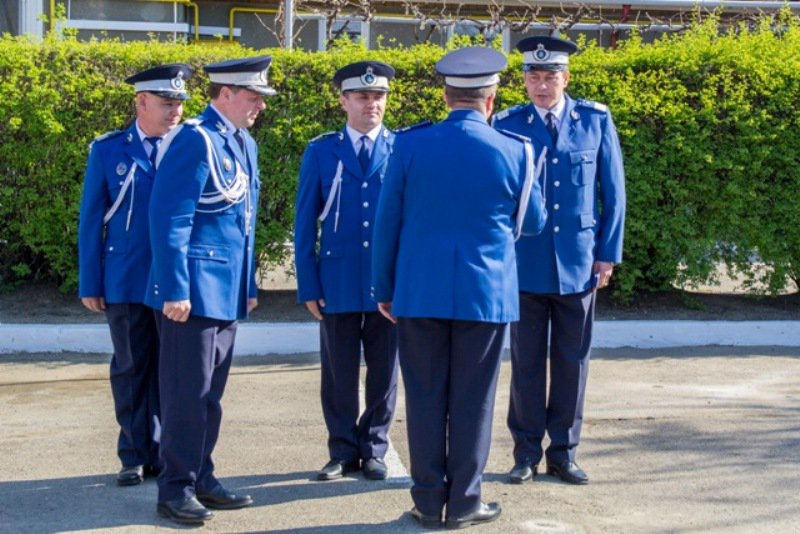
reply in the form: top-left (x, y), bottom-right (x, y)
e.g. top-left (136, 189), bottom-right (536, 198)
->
top-left (229, 7), bottom-right (279, 42)
top-left (141, 0), bottom-right (200, 41)
top-left (49, 1), bottom-right (200, 40)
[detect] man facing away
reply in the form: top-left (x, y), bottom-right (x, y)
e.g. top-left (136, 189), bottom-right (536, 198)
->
top-left (371, 47), bottom-right (547, 529)
top-left (145, 56), bottom-right (275, 525)
top-left (294, 61), bottom-right (400, 482)
top-left (78, 63), bottom-right (192, 487)
top-left (493, 35), bottom-right (626, 486)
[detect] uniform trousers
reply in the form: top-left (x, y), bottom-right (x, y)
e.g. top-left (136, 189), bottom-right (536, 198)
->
top-left (508, 289), bottom-right (595, 466)
top-left (156, 314), bottom-right (237, 502)
top-left (397, 317), bottom-right (504, 518)
top-left (105, 303), bottom-right (160, 469)
top-left (320, 311), bottom-right (398, 462)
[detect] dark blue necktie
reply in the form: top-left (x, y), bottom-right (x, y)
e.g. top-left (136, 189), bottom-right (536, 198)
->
top-left (234, 129), bottom-right (245, 152)
top-left (357, 135), bottom-right (370, 173)
top-left (545, 112), bottom-right (558, 144)
top-left (145, 136), bottom-right (162, 166)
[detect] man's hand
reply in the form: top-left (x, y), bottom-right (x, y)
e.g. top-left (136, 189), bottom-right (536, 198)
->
top-left (248, 298), bottom-right (258, 313)
top-left (81, 297), bottom-right (105, 313)
top-left (304, 299), bottom-right (325, 321)
top-left (163, 300), bottom-right (192, 322)
top-left (378, 302), bottom-right (397, 324)
top-left (593, 261), bottom-right (615, 290)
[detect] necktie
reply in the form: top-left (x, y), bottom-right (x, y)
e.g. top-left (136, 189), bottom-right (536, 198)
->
top-left (357, 135), bottom-right (370, 173)
top-left (234, 129), bottom-right (245, 152)
top-left (545, 112), bottom-right (558, 144)
top-left (145, 136), bottom-right (162, 166)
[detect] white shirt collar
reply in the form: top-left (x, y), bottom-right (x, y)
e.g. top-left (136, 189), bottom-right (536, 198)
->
top-left (210, 103), bottom-right (238, 134)
top-left (534, 97), bottom-right (566, 125)
top-left (345, 123), bottom-right (382, 153)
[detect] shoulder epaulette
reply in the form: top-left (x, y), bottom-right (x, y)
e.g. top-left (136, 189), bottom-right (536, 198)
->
top-left (576, 99), bottom-right (609, 113)
top-left (496, 128), bottom-right (532, 144)
top-left (89, 129), bottom-right (123, 148)
top-left (309, 131), bottom-right (340, 144)
top-left (492, 104), bottom-right (526, 123)
top-left (394, 120), bottom-right (433, 134)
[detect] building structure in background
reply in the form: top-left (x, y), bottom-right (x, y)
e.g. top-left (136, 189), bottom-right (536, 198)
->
top-left (3, 1), bottom-right (798, 51)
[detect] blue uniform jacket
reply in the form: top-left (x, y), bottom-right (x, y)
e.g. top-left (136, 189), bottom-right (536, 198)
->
top-left (371, 109), bottom-right (547, 323)
top-left (145, 106), bottom-right (260, 321)
top-left (493, 95), bottom-right (626, 294)
top-left (78, 123), bottom-right (155, 303)
top-left (294, 126), bottom-right (395, 313)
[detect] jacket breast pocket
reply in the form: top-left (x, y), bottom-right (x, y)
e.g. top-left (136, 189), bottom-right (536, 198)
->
top-left (570, 150), bottom-right (596, 186)
top-left (187, 243), bottom-right (230, 263)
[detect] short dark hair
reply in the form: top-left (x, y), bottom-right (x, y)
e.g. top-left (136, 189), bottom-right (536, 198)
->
top-left (208, 83), bottom-right (243, 99)
top-left (444, 84), bottom-right (496, 105)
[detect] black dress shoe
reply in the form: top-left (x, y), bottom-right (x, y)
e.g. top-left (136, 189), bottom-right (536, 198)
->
top-left (197, 485), bottom-right (253, 510)
top-left (446, 502), bottom-right (501, 529)
top-left (410, 507), bottom-right (442, 529)
top-left (546, 461), bottom-right (589, 485)
top-left (363, 457), bottom-right (388, 480)
top-left (157, 496), bottom-right (213, 525)
top-left (117, 465), bottom-right (144, 486)
top-left (317, 458), bottom-right (360, 480)
top-left (508, 462), bottom-right (537, 484)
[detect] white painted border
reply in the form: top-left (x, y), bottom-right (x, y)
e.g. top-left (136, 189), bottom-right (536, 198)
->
top-left (1, 321), bottom-right (798, 354)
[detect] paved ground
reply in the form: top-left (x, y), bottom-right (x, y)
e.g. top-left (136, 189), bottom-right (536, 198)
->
top-left (2, 346), bottom-right (799, 533)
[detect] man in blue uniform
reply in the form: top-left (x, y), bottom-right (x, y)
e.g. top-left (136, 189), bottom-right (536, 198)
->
top-left (493, 36), bottom-right (626, 486)
top-left (78, 63), bottom-right (192, 487)
top-left (294, 61), bottom-right (399, 482)
top-left (145, 56), bottom-right (275, 525)
top-left (372, 47), bottom-right (547, 529)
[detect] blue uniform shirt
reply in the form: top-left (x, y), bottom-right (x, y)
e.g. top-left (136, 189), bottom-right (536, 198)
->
top-left (294, 126), bottom-right (395, 313)
top-left (145, 105), bottom-right (260, 321)
top-left (493, 95), bottom-right (626, 294)
top-left (371, 109), bottom-right (547, 323)
top-left (78, 123), bottom-right (157, 303)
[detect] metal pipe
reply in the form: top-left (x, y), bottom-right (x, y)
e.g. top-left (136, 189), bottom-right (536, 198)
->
top-left (285, 0), bottom-right (294, 49)
top-left (142, 0), bottom-right (200, 41)
top-left (500, 0), bottom-right (800, 11)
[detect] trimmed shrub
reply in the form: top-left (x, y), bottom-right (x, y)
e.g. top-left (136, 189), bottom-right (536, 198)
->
top-left (0, 14), bottom-right (798, 299)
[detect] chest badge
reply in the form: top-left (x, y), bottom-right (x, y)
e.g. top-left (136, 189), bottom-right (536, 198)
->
top-left (223, 157), bottom-right (232, 172)
top-left (116, 162), bottom-right (128, 176)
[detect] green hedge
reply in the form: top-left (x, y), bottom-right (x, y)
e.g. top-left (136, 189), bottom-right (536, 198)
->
top-left (0, 14), bottom-right (798, 299)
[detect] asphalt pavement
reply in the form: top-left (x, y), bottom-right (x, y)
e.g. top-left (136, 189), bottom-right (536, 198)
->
top-left (2, 345), bottom-right (800, 533)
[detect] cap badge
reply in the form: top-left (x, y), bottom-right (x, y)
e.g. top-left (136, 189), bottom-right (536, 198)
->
top-left (223, 157), bottom-right (232, 172)
top-left (171, 71), bottom-right (185, 91)
top-left (361, 66), bottom-right (376, 86)
top-left (534, 44), bottom-right (550, 61)
top-left (116, 162), bottom-right (128, 176)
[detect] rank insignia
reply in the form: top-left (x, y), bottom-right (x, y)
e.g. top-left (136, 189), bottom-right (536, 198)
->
top-left (216, 121), bottom-right (227, 134)
top-left (116, 162), bottom-right (128, 175)
top-left (571, 110), bottom-right (580, 120)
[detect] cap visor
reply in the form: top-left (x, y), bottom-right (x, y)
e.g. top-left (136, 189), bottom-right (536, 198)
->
top-left (149, 90), bottom-right (190, 101)
top-left (522, 64), bottom-right (567, 72)
top-left (245, 85), bottom-right (277, 96)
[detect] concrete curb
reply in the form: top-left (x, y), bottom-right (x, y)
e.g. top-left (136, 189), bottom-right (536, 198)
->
top-left (1, 320), bottom-right (799, 354)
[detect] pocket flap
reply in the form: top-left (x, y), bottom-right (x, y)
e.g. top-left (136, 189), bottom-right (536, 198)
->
top-left (187, 243), bottom-right (230, 262)
top-left (104, 239), bottom-right (126, 255)
top-left (570, 150), bottom-right (594, 165)
top-left (580, 212), bottom-right (597, 228)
